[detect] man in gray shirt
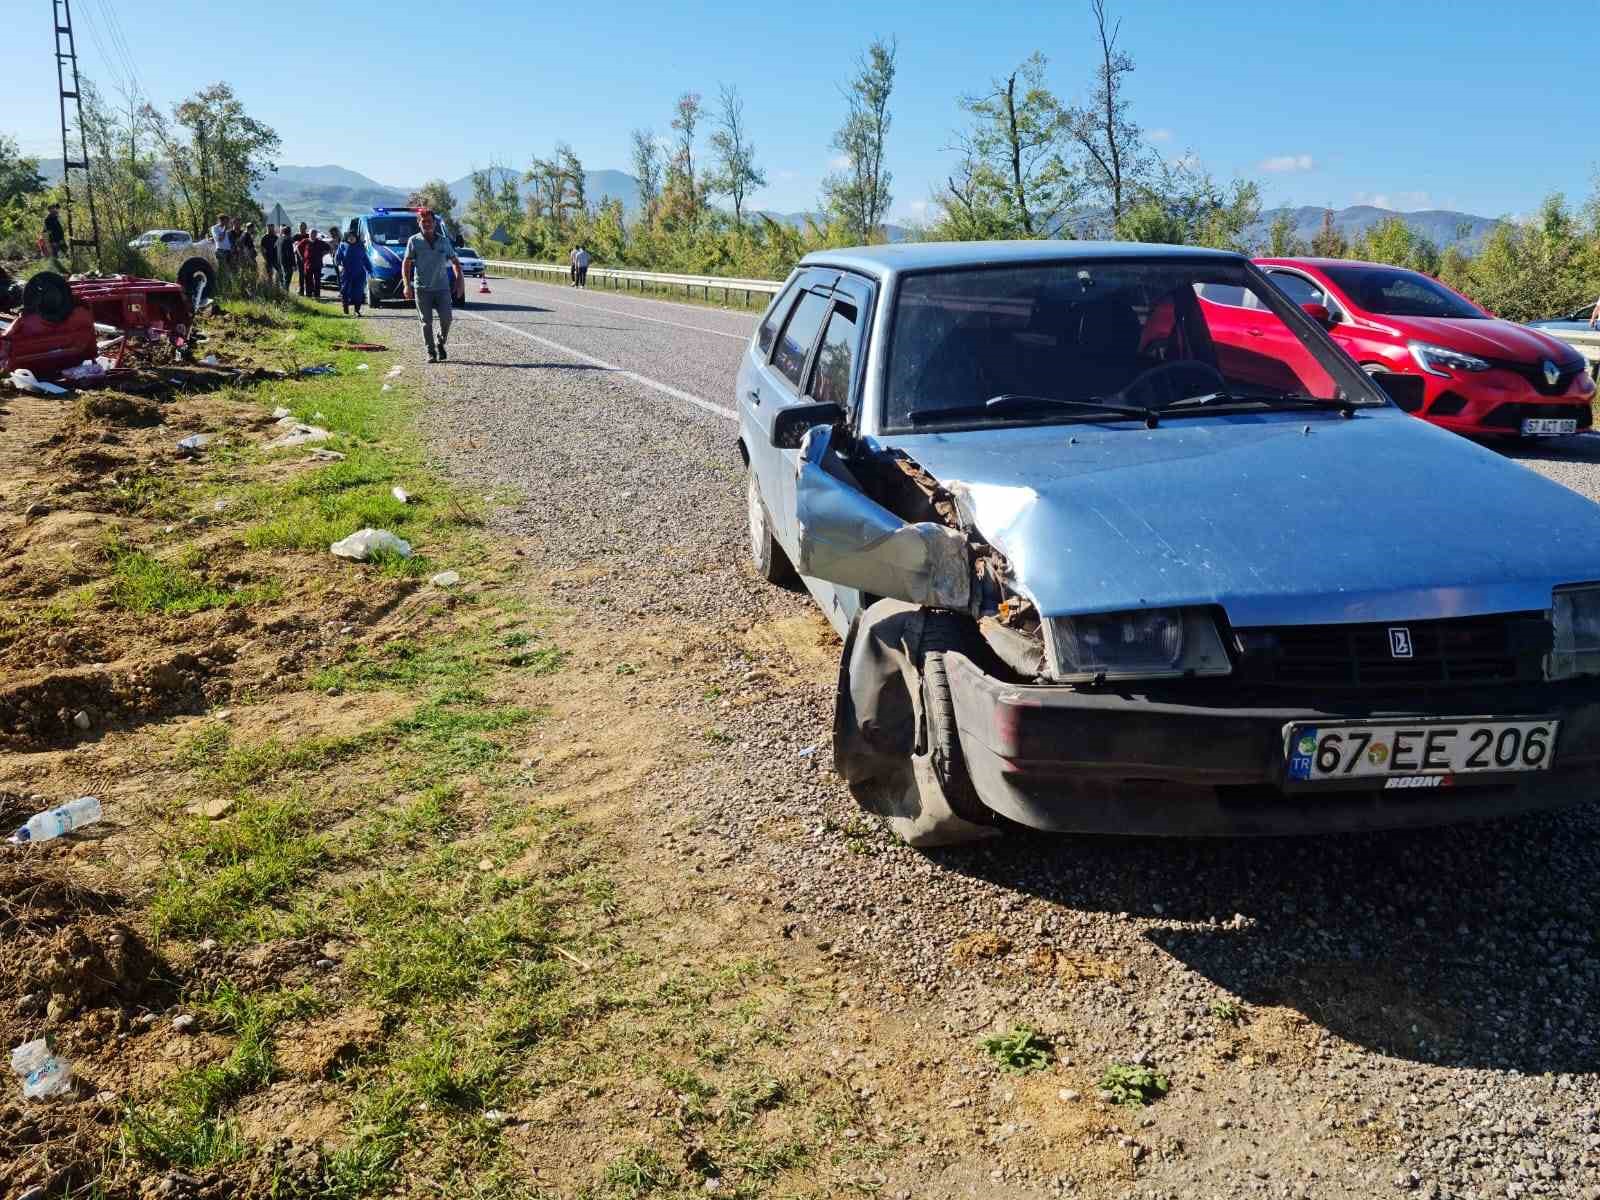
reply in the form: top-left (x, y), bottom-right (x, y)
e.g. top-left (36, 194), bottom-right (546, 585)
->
top-left (401, 209), bottom-right (462, 362)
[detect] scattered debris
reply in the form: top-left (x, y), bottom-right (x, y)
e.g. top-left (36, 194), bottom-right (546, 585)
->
top-left (10, 1039), bottom-right (72, 1100)
top-left (335, 341), bottom-right (387, 351)
top-left (8, 369), bottom-right (68, 395)
top-left (185, 796), bottom-right (235, 820)
top-left (60, 356), bottom-right (113, 383)
top-left (305, 449), bottom-right (345, 462)
top-left (330, 528), bottom-right (412, 561)
top-left (384, 365), bottom-right (404, 379)
top-left (176, 433), bottom-right (213, 453)
top-left (299, 365), bottom-right (335, 376)
top-left (72, 710), bottom-right (91, 730)
top-left (199, 354), bottom-right (220, 366)
top-left (430, 570), bottom-right (460, 588)
top-left (9, 796), bottom-right (103, 844)
top-left (171, 1014), bottom-right (196, 1034)
top-left (356, 363), bottom-right (370, 372)
top-left (263, 424), bottom-right (332, 450)
top-left (271, 406), bottom-right (291, 419)
top-left (391, 486), bottom-right (411, 504)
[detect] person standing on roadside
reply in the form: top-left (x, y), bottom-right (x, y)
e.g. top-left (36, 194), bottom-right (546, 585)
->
top-left (293, 223), bottom-right (310, 294)
top-left (573, 243), bottom-right (591, 288)
top-left (281, 224), bottom-right (301, 291)
top-left (568, 245), bottom-right (578, 285)
top-left (302, 229), bottom-right (330, 300)
top-left (238, 220), bottom-right (257, 272)
top-left (335, 228), bottom-right (370, 316)
top-left (211, 213), bottom-right (233, 268)
top-left (401, 209), bottom-right (461, 362)
top-left (260, 225), bottom-right (279, 287)
top-left (43, 204), bottom-right (67, 266)
top-left (1589, 294), bottom-right (1600, 330)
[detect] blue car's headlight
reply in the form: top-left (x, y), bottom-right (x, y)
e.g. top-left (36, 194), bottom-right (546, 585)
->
top-left (1548, 586), bottom-right (1600, 679)
top-left (1047, 607), bottom-right (1232, 682)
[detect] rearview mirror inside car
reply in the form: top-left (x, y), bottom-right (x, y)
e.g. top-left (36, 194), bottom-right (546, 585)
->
top-left (771, 401), bottom-right (844, 449)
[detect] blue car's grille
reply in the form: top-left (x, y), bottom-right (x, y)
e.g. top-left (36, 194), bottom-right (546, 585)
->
top-left (1233, 613), bottom-right (1549, 691)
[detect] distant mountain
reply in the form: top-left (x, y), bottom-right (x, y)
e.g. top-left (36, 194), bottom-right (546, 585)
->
top-left (1250, 205), bottom-right (1501, 253)
top-left (269, 164), bottom-right (399, 190)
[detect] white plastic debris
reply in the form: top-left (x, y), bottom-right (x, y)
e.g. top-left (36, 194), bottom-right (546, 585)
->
top-left (380, 383), bottom-right (393, 392)
top-left (312, 412), bottom-right (326, 421)
top-left (356, 363), bottom-right (370, 371)
top-left (9, 796), bottom-right (102, 845)
top-left (200, 354), bottom-right (220, 366)
top-left (391, 486), bottom-right (410, 504)
top-left (212, 499), bottom-right (228, 512)
top-left (72, 710), bottom-right (91, 730)
top-left (330, 528), bottom-right (412, 561)
top-left (176, 433), bottom-right (213, 452)
top-left (61, 357), bottom-right (111, 382)
top-left (10, 1039), bottom-right (71, 1100)
top-left (384, 365), bottom-right (404, 379)
top-left (430, 570), bottom-right (460, 588)
top-left (8, 369), bottom-right (68, 395)
top-left (271, 406), bottom-right (291, 419)
top-left (263, 424), bottom-right (331, 450)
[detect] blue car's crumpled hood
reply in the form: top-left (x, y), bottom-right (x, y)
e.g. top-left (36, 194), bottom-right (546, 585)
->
top-left (873, 411), bottom-right (1600, 627)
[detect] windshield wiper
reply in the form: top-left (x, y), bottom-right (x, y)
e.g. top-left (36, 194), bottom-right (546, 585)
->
top-left (910, 393), bottom-right (1158, 426)
top-left (1160, 390), bottom-right (1356, 416)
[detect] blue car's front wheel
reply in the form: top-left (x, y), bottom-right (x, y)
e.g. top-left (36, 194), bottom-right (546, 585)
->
top-left (747, 467), bottom-right (799, 588)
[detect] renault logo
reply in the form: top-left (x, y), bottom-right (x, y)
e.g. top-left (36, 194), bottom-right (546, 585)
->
top-left (1388, 627), bottom-right (1414, 659)
top-left (1543, 359), bottom-right (1561, 388)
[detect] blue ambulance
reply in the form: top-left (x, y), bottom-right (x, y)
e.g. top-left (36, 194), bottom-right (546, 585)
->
top-left (352, 207), bottom-right (467, 308)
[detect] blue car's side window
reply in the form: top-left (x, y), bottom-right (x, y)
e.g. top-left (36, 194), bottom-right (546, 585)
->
top-left (773, 291), bottom-right (831, 389)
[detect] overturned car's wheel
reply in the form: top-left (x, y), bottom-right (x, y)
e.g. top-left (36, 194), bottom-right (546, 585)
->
top-left (833, 601), bottom-right (1000, 849)
top-left (746, 466), bottom-right (801, 589)
top-left (21, 271), bottom-right (75, 323)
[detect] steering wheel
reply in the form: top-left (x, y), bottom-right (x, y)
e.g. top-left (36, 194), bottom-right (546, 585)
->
top-left (1120, 359), bottom-right (1226, 406)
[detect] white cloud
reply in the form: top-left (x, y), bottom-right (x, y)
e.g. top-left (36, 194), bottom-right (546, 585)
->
top-left (1148, 128), bottom-right (1173, 143)
top-left (1258, 154), bottom-right (1315, 173)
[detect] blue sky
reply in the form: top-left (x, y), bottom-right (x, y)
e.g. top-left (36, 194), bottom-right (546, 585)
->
top-left (11, 0), bottom-right (1594, 222)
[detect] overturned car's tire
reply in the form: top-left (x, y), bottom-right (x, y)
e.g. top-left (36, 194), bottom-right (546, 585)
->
top-left (21, 271), bottom-right (75, 323)
top-left (746, 466), bottom-right (801, 589)
top-left (833, 600), bottom-right (999, 849)
top-left (177, 257), bottom-right (217, 308)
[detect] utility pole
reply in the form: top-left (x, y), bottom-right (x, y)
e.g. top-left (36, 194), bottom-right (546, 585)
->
top-left (52, 0), bottom-right (101, 261)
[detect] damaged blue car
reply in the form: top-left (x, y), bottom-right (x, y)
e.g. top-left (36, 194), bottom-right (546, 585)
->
top-left (737, 242), bottom-right (1600, 847)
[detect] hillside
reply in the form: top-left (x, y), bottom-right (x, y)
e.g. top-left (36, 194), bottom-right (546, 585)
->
top-left (1251, 204), bottom-right (1501, 252)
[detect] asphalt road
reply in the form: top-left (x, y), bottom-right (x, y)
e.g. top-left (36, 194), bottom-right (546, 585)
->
top-left (363, 278), bottom-right (1600, 1200)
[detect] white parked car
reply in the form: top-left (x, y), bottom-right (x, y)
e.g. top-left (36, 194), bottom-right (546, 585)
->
top-left (456, 245), bottom-right (486, 277)
top-left (128, 229), bottom-right (195, 251)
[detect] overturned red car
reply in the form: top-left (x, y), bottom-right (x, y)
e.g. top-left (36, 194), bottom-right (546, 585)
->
top-left (1200, 258), bottom-right (1596, 439)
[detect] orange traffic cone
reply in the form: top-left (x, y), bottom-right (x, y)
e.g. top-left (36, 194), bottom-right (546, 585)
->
top-left (478, 275), bottom-right (491, 294)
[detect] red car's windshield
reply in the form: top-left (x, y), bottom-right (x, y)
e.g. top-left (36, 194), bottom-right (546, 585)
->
top-left (1319, 264), bottom-right (1485, 320)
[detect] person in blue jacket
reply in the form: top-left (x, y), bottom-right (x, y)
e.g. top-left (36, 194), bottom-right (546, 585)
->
top-left (335, 228), bottom-right (371, 316)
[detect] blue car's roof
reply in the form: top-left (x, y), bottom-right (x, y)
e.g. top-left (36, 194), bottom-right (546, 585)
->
top-left (799, 239), bottom-right (1247, 281)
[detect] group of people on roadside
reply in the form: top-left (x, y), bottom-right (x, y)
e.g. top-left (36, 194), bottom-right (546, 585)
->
top-left (208, 214), bottom-right (370, 315)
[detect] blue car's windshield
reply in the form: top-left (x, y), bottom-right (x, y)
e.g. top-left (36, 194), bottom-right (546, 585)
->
top-left (883, 260), bottom-right (1383, 432)
top-left (366, 215), bottom-right (419, 246)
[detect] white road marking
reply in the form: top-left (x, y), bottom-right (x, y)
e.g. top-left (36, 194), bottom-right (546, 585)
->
top-left (460, 311), bottom-right (738, 422)
top-left (493, 275), bottom-right (755, 341)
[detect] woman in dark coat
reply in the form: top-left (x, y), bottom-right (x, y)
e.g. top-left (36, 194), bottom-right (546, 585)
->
top-left (335, 229), bottom-right (370, 315)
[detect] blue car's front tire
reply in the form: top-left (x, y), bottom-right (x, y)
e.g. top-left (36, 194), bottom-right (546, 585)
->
top-left (747, 467), bottom-right (799, 588)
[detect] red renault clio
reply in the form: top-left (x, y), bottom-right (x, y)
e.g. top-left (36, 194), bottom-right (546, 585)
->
top-left (1230, 258), bottom-right (1597, 438)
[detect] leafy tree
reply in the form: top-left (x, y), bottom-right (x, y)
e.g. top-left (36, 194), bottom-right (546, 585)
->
top-left (821, 37), bottom-right (897, 242)
top-left (1117, 157), bottom-right (1260, 251)
top-left (1447, 195), bottom-right (1593, 322)
top-left (1351, 216), bottom-right (1439, 274)
top-left (664, 93), bottom-right (703, 229)
top-left (706, 84), bottom-right (766, 229)
top-left (1309, 208), bottom-right (1349, 257)
top-left (1265, 212), bottom-right (1308, 256)
top-left (522, 143), bottom-right (587, 252)
top-left (940, 52), bottom-right (1077, 238)
top-left (406, 178), bottom-right (457, 223)
top-left (463, 164), bottom-right (521, 247)
top-left (152, 82), bottom-right (280, 232)
top-left (630, 128), bottom-right (663, 221)
top-left (0, 131), bottom-right (48, 251)
top-left (1064, 0), bottom-right (1145, 230)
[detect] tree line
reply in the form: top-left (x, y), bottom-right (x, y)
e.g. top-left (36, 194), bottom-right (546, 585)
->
top-left (3, 1), bottom-right (1598, 325)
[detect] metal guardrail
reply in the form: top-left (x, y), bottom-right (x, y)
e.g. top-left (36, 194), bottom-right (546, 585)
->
top-left (1544, 328), bottom-right (1600, 370)
top-left (483, 259), bottom-right (782, 305)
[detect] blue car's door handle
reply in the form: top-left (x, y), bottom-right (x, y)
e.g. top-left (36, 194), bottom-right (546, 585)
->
top-left (747, 389), bottom-right (762, 405)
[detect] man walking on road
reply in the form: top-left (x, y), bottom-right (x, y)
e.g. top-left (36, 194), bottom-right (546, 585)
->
top-left (402, 209), bottom-right (462, 363)
top-left (573, 244), bottom-right (591, 288)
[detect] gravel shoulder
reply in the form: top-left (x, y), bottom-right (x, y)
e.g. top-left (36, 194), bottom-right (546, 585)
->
top-left (368, 286), bottom-right (1600, 1200)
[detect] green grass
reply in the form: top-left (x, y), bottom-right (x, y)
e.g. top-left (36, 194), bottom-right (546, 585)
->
top-left (121, 984), bottom-right (314, 1168)
top-left (1098, 1062), bottom-right (1171, 1108)
top-left (1211, 998), bottom-right (1245, 1024)
top-left (106, 545), bottom-right (264, 615)
top-left (150, 792), bottom-right (328, 940)
top-left (980, 1027), bottom-right (1055, 1074)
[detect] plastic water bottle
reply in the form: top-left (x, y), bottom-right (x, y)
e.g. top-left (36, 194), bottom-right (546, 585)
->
top-left (9, 796), bottom-right (102, 845)
top-left (9, 1039), bottom-right (72, 1099)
